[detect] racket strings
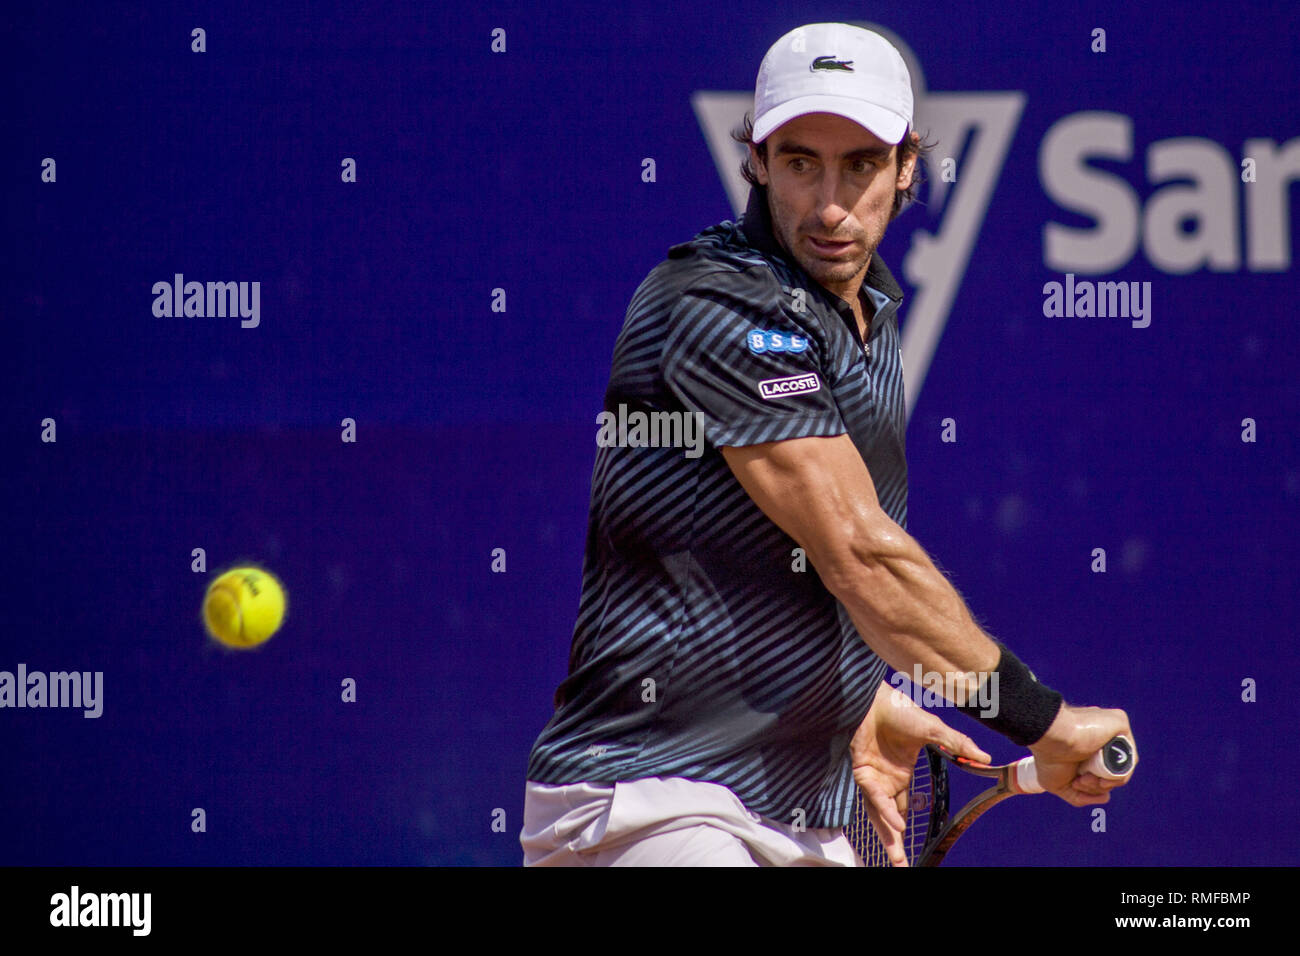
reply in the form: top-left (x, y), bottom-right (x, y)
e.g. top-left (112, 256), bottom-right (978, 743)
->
top-left (846, 750), bottom-right (936, 867)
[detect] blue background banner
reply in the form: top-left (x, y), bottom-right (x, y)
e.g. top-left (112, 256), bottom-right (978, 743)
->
top-left (4, 1), bottom-right (1297, 865)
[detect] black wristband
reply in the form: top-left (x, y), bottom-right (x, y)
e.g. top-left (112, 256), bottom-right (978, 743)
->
top-left (956, 642), bottom-right (1063, 746)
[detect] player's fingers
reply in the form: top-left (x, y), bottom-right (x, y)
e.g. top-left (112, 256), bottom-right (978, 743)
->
top-left (929, 729), bottom-right (990, 765)
top-left (856, 773), bottom-right (908, 834)
top-left (861, 788), bottom-right (909, 866)
top-left (874, 815), bottom-right (908, 868)
top-left (1072, 790), bottom-right (1110, 807)
top-left (1071, 772), bottom-right (1109, 796)
top-left (1061, 783), bottom-right (1111, 807)
top-left (902, 703), bottom-right (991, 764)
top-left (1075, 771), bottom-right (1126, 793)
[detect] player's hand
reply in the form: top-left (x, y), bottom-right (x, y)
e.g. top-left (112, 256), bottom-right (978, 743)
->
top-left (1028, 703), bottom-right (1137, 806)
top-left (850, 684), bottom-right (990, 867)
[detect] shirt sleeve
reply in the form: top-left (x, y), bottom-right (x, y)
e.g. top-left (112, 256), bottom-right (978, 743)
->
top-left (661, 271), bottom-right (848, 448)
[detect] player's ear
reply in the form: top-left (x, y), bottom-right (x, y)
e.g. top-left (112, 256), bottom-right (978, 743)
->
top-left (895, 131), bottom-right (919, 191)
top-left (750, 143), bottom-right (769, 185)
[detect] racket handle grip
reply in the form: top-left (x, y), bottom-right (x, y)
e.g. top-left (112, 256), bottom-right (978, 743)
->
top-left (1082, 734), bottom-right (1136, 780)
top-left (1013, 734), bottom-right (1136, 794)
top-left (1011, 757), bottom-right (1044, 794)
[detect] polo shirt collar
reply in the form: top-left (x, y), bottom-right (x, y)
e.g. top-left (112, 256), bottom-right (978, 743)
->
top-left (739, 184), bottom-right (903, 305)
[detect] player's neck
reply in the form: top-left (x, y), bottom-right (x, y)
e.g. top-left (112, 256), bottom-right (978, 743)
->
top-left (819, 259), bottom-right (874, 341)
top-left (818, 257), bottom-right (870, 305)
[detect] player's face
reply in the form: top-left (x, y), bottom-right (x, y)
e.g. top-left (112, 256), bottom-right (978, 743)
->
top-left (752, 113), bottom-right (916, 302)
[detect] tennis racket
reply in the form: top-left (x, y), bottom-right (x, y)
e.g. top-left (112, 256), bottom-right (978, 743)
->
top-left (846, 734), bottom-right (1135, 866)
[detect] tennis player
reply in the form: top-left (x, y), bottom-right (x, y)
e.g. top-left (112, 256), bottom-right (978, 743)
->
top-left (521, 22), bottom-right (1135, 866)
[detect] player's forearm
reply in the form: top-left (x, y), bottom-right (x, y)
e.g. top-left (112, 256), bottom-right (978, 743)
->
top-left (720, 435), bottom-right (1001, 699)
top-left (814, 518), bottom-right (1000, 699)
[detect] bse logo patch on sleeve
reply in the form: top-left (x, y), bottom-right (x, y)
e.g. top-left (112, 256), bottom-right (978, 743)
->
top-left (747, 329), bottom-right (809, 354)
top-left (758, 372), bottom-right (821, 400)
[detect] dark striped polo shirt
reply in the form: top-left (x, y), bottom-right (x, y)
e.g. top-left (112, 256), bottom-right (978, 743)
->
top-left (526, 184), bottom-right (909, 828)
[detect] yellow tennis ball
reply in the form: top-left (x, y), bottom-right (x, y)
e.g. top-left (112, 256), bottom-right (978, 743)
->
top-left (203, 567), bottom-right (287, 649)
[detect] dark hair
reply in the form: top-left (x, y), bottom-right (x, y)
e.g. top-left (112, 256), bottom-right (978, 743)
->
top-left (730, 110), bottom-right (935, 219)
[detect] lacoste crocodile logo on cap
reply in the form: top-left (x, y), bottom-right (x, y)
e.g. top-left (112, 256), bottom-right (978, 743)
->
top-left (810, 55), bottom-right (854, 72)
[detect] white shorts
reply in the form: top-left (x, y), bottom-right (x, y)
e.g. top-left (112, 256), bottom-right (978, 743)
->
top-left (521, 777), bottom-right (862, 867)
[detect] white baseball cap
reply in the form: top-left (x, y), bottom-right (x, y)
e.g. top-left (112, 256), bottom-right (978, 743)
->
top-left (752, 23), bottom-right (913, 145)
